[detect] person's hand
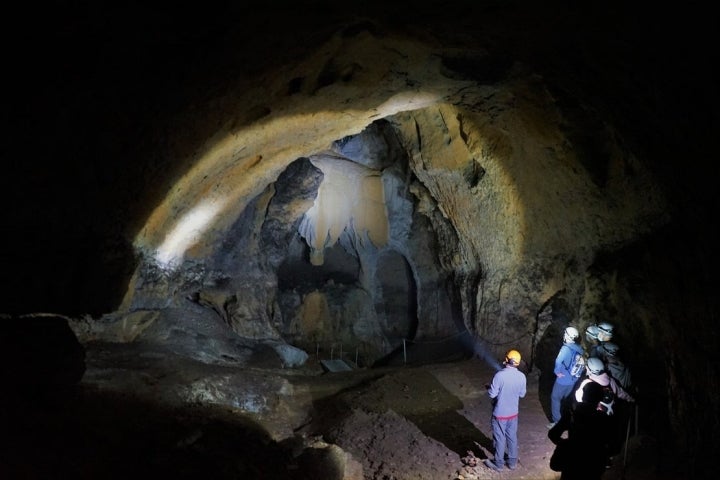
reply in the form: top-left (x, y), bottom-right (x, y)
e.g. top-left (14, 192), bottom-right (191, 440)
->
top-left (484, 383), bottom-right (491, 390)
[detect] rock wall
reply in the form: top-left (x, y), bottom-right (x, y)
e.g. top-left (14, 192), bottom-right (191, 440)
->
top-left (112, 50), bottom-right (667, 368)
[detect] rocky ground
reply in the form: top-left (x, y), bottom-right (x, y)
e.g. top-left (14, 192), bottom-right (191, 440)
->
top-left (2, 341), bottom-right (673, 480)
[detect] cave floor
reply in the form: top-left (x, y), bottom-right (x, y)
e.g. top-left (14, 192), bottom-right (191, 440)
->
top-left (2, 343), bottom-right (672, 480)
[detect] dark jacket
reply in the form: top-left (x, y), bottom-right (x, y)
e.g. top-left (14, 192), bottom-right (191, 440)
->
top-left (548, 397), bottom-right (609, 479)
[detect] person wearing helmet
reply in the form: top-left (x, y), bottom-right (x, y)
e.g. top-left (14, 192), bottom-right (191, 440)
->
top-left (599, 342), bottom-right (636, 458)
top-left (600, 342), bottom-right (632, 391)
top-left (585, 322), bottom-right (615, 363)
top-left (575, 356), bottom-right (633, 407)
top-left (548, 326), bottom-right (586, 429)
top-left (596, 322), bottom-right (614, 342)
top-left (548, 355), bottom-right (613, 479)
top-left (548, 359), bottom-right (610, 480)
top-left (600, 341), bottom-right (619, 356)
top-left (483, 349), bottom-right (527, 472)
top-left (585, 324), bottom-right (600, 344)
top-left (574, 356), bottom-right (635, 468)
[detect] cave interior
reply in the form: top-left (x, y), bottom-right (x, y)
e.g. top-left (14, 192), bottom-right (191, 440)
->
top-left (1, 1), bottom-right (717, 478)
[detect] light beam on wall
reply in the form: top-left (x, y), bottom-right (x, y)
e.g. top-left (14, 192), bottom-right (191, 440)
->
top-left (135, 85), bottom-right (446, 266)
top-left (154, 200), bottom-right (226, 269)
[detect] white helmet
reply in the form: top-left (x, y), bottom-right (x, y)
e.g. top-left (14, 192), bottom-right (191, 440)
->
top-left (585, 324), bottom-right (600, 342)
top-left (597, 322), bottom-right (614, 342)
top-left (563, 326), bottom-right (580, 344)
top-left (601, 342), bottom-right (619, 357)
top-left (586, 356), bottom-right (605, 375)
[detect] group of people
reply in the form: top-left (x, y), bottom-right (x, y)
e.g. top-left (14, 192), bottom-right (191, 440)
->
top-left (480, 321), bottom-right (635, 477)
top-left (548, 322), bottom-right (636, 479)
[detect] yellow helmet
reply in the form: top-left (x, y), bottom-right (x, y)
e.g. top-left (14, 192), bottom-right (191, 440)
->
top-left (505, 349), bottom-right (522, 366)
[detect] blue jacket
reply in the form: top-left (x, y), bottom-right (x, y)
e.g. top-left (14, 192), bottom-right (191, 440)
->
top-left (488, 365), bottom-right (527, 419)
top-left (554, 342), bottom-right (585, 386)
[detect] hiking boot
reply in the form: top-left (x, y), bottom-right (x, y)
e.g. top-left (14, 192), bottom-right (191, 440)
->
top-left (483, 459), bottom-right (503, 471)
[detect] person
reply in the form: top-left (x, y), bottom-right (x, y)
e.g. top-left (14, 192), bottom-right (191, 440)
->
top-left (548, 356), bottom-right (632, 479)
top-left (595, 322), bottom-right (615, 360)
top-left (599, 342), bottom-right (632, 391)
top-left (548, 375), bottom-right (608, 480)
top-left (584, 323), bottom-right (600, 350)
top-left (575, 356), bottom-right (636, 465)
top-left (575, 357), bottom-right (634, 414)
top-left (548, 326), bottom-right (586, 428)
top-left (585, 321), bottom-right (615, 362)
top-left (598, 342), bottom-right (637, 454)
top-left (548, 411), bottom-right (607, 479)
top-left (483, 349), bottom-right (527, 472)
top-left (596, 322), bottom-right (614, 342)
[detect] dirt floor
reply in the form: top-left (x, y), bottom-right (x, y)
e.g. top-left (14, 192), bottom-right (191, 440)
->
top-left (2, 345), bottom-right (671, 480)
top-left (297, 358), bottom-right (666, 480)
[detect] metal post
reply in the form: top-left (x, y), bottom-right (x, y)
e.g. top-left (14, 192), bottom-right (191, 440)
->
top-left (622, 410), bottom-right (632, 478)
top-left (403, 339), bottom-right (407, 364)
top-left (331, 344), bottom-right (334, 360)
top-left (634, 404), bottom-right (639, 436)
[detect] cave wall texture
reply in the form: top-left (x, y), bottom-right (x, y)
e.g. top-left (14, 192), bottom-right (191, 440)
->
top-left (2, 0), bottom-right (718, 473)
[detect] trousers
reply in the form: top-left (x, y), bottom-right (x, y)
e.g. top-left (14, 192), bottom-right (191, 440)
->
top-left (491, 415), bottom-right (519, 468)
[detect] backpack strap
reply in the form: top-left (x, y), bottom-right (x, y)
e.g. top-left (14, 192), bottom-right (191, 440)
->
top-left (560, 345), bottom-right (572, 371)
